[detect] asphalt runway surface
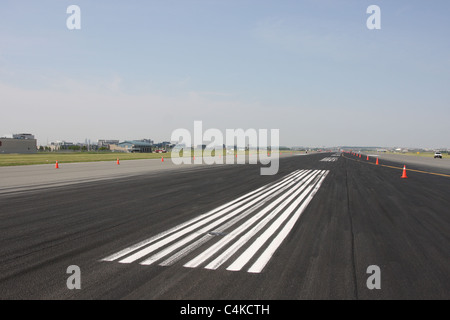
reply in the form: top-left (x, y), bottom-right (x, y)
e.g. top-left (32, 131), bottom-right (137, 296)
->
top-left (0, 152), bottom-right (449, 299)
top-left (371, 152), bottom-right (450, 175)
top-left (0, 154), bottom-right (287, 194)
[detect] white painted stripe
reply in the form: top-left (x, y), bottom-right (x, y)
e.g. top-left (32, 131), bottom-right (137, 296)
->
top-left (226, 170), bottom-right (328, 272)
top-left (120, 170), bottom-right (305, 263)
top-left (159, 234), bottom-right (213, 266)
top-left (140, 170), bottom-right (311, 265)
top-left (247, 171), bottom-right (329, 273)
top-left (203, 171), bottom-right (322, 270)
top-left (157, 174), bottom-right (294, 266)
top-left (205, 171), bottom-right (319, 269)
top-left (159, 172), bottom-right (312, 266)
top-left (102, 170), bottom-right (300, 262)
top-left (159, 170), bottom-right (309, 266)
top-left (320, 157), bottom-right (337, 162)
top-left (183, 170), bottom-right (318, 269)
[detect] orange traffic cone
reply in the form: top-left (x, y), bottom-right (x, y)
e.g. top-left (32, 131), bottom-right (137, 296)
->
top-left (366, 156), bottom-right (369, 161)
top-left (376, 158), bottom-right (379, 165)
top-left (117, 158), bottom-right (120, 165)
top-left (161, 156), bottom-right (164, 162)
top-left (401, 165), bottom-right (408, 178)
top-left (55, 160), bottom-right (59, 169)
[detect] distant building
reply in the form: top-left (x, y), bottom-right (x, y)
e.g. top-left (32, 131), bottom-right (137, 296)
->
top-left (138, 139), bottom-right (154, 145)
top-left (15, 133), bottom-right (35, 140)
top-left (2, 133), bottom-right (35, 140)
top-left (48, 141), bottom-right (74, 151)
top-left (0, 133), bottom-right (37, 154)
top-left (153, 141), bottom-right (173, 150)
top-left (98, 139), bottom-right (120, 149)
top-left (110, 141), bottom-right (153, 153)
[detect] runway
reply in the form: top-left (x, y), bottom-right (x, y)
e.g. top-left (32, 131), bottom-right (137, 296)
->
top-left (0, 153), bottom-right (449, 299)
top-left (102, 169), bottom-right (329, 274)
top-left (0, 153), bottom-right (292, 195)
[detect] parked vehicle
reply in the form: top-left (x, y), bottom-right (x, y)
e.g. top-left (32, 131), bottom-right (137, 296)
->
top-left (434, 152), bottom-right (442, 159)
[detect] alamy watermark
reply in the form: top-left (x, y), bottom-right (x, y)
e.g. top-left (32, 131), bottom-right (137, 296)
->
top-left (366, 265), bottom-right (381, 290)
top-left (367, 5), bottom-right (381, 30)
top-left (66, 265), bottom-right (81, 290)
top-left (66, 5), bottom-right (81, 30)
top-left (66, 5), bottom-right (380, 31)
top-left (170, 121), bottom-right (280, 175)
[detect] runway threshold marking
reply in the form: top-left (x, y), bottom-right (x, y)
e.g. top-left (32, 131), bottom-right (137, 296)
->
top-left (320, 157), bottom-right (338, 162)
top-left (342, 154), bottom-right (450, 178)
top-left (101, 169), bottom-right (329, 273)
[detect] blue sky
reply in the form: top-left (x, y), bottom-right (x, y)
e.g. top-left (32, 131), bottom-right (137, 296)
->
top-left (0, 0), bottom-right (449, 148)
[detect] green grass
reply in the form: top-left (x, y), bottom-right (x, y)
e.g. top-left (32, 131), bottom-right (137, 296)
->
top-left (0, 152), bottom-right (171, 166)
top-left (0, 150), bottom-right (306, 167)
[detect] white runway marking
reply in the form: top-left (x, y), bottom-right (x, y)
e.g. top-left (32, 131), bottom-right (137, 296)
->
top-left (320, 157), bottom-right (338, 162)
top-left (102, 169), bottom-right (329, 273)
top-left (101, 169), bottom-right (300, 262)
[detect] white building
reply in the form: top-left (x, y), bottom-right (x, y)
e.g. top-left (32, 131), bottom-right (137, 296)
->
top-left (47, 141), bottom-right (74, 151)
